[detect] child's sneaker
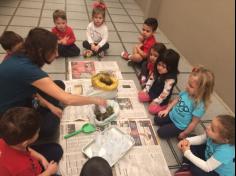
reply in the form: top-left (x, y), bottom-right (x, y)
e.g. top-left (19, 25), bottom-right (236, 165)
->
top-left (98, 51), bottom-right (105, 58)
top-left (174, 164), bottom-right (192, 176)
top-left (83, 50), bottom-right (93, 58)
top-left (121, 51), bottom-right (130, 60)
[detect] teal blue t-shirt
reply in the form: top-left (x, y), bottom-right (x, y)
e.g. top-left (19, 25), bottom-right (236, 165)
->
top-left (169, 91), bottom-right (205, 130)
top-left (0, 55), bottom-right (48, 114)
top-left (205, 138), bottom-right (235, 176)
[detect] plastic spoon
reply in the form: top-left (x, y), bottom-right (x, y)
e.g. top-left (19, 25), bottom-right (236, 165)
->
top-left (64, 123), bottom-right (96, 139)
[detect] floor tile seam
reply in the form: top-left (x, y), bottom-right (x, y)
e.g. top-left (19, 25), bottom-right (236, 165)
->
top-left (4, 0), bottom-right (22, 31)
top-left (82, 0), bottom-right (90, 22)
top-left (37, 0), bottom-right (45, 27)
top-left (166, 139), bottom-right (182, 166)
top-left (105, 10), bottom-right (138, 75)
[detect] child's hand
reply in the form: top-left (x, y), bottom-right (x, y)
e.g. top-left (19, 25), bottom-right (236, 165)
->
top-left (138, 35), bottom-right (144, 42)
top-left (178, 132), bottom-right (188, 140)
top-left (61, 36), bottom-right (69, 45)
top-left (45, 161), bottom-right (58, 175)
top-left (94, 45), bottom-right (100, 52)
top-left (40, 157), bottom-right (49, 170)
top-left (91, 44), bottom-right (96, 51)
top-left (158, 109), bottom-right (169, 118)
top-left (181, 141), bottom-right (190, 153)
top-left (177, 139), bottom-right (190, 150)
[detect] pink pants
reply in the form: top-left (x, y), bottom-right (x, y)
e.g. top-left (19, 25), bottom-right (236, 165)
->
top-left (138, 91), bottom-right (168, 114)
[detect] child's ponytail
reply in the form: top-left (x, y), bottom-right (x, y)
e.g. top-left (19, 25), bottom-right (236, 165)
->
top-left (92, 0), bottom-right (107, 18)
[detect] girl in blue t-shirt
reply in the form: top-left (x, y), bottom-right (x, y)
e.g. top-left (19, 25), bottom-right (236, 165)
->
top-left (155, 65), bottom-right (215, 139)
top-left (175, 115), bottom-right (235, 176)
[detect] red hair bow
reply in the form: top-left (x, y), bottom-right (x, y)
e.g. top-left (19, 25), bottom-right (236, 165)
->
top-left (93, 2), bottom-right (107, 9)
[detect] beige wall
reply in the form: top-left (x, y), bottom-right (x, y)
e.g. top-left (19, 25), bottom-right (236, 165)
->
top-left (137, 0), bottom-right (235, 112)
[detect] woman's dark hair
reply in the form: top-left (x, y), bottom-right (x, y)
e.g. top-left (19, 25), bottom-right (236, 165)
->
top-left (0, 107), bottom-right (40, 145)
top-left (80, 157), bottom-right (112, 176)
top-left (22, 27), bottom-right (57, 67)
top-left (217, 115), bottom-right (235, 145)
top-left (154, 49), bottom-right (180, 77)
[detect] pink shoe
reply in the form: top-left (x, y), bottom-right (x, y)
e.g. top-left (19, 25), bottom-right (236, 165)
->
top-left (138, 91), bottom-right (151, 102)
top-left (148, 104), bottom-right (168, 115)
top-left (121, 51), bottom-right (130, 60)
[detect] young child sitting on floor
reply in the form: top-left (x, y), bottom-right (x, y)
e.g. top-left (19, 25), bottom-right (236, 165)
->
top-left (52, 9), bottom-right (80, 57)
top-left (139, 42), bottom-right (166, 87)
top-left (175, 115), bottom-right (235, 176)
top-left (121, 18), bottom-right (158, 64)
top-left (138, 49), bottom-right (179, 115)
top-left (83, 0), bottom-right (109, 59)
top-left (0, 107), bottom-right (63, 176)
top-left (80, 157), bottom-right (113, 176)
top-left (155, 65), bottom-right (215, 139)
top-left (0, 31), bottom-right (23, 61)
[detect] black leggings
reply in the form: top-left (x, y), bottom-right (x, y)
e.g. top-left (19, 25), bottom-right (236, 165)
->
top-left (154, 114), bottom-right (183, 139)
top-left (182, 145), bottom-right (220, 176)
top-left (58, 43), bottom-right (80, 57)
top-left (36, 80), bottom-right (65, 141)
top-left (82, 40), bottom-right (109, 54)
top-left (31, 143), bottom-right (63, 163)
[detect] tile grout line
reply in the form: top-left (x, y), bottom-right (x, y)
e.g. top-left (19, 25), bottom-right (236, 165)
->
top-left (37, 0), bottom-right (46, 27)
top-left (4, 0), bottom-right (22, 31)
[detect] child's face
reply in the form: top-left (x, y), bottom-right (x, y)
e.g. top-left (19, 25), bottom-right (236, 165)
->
top-left (54, 17), bottom-right (67, 32)
top-left (157, 61), bottom-right (168, 75)
top-left (149, 49), bottom-right (159, 64)
top-left (186, 75), bottom-right (199, 96)
top-left (93, 13), bottom-right (104, 27)
top-left (142, 24), bottom-right (154, 39)
top-left (206, 117), bottom-right (227, 144)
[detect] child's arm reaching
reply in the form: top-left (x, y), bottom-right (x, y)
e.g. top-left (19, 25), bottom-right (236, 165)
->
top-left (178, 117), bottom-right (201, 139)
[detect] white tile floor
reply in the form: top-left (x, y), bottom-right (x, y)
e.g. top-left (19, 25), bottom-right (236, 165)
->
top-left (0, 0), bottom-right (234, 174)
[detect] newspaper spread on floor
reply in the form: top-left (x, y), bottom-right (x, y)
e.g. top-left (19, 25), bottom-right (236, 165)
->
top-left (68, 60), bottom-right (123, 80)
top-left (59, 121), bottom-right (98, 176)
top-left (62, 80), bottom-right (147, 122)
top-left (113, 145), bottom-right (171, 176)
top-left (59, 119), bottom-right (172, 176)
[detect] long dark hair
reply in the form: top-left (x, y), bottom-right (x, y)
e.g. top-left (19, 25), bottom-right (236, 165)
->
top-left (153, 48), bottom-right (180, 79)
top-left (18, 27), bottom-right (57, 67)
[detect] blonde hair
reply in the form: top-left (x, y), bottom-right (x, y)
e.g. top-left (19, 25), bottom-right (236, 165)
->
top-left (92, 0), bottom-right (106, 19)
top-left (190, 65), bottom-right (215, 109)
top-left (53, 9), bottom-right (67, 22)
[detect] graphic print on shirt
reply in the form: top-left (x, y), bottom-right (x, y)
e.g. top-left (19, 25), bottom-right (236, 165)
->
top-left (90, 29), bottom-right (102, 43)
top-left (176, 97), bottom-right (190, 114)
